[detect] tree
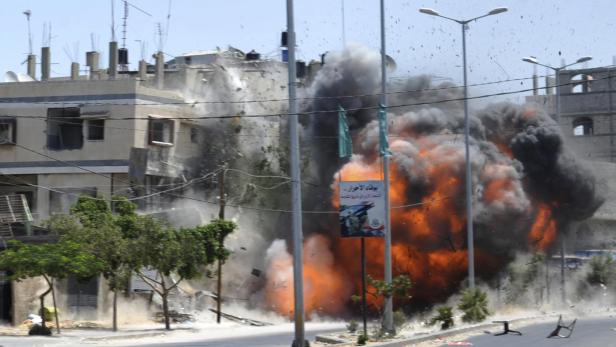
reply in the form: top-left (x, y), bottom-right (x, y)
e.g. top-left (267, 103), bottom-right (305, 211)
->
top-left (458, 288), bottom-right (489, 323)
top-left (352, 274), bottom-right (412, 335)
top-left (59, 196), bottom-right (133, 331)
top-left (0, 239), bottom-right (102, 334)
top-left (129, 218), bottom-right (236, 330)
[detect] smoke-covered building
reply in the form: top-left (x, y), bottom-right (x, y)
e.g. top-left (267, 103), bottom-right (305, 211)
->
top-left (0, 43), bottom-right (300, 325)
top-left (526, 66), bottom-right (616, 250)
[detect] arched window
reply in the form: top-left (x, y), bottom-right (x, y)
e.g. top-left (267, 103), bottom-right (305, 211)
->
top-left (572, 117), bottom-right (593, 136)
top-left (570, 74), bottom-right (593, 93)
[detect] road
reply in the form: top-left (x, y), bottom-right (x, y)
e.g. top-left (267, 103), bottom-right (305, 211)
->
top-left (445, 316), bottom-right (616, 347)
top-left (116, 328), bottom-right (337, 347)
top-left (0, 325), bottom-right (342, 347)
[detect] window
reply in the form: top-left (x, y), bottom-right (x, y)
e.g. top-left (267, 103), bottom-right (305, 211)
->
top-left (47, 108), bottom-right (83, 150)
top-left (87, 119), bottom-right (105, 140)
top-left (571, 74), bottom-right (592, 93)
top-left (148, 118), bottom-right (174, 145)
top-left (0, 118), bottom-right (16, 145)
top-left (573, 117), bottom-right (593, 136)
top-left (190, 127), bottom-right (198, 143)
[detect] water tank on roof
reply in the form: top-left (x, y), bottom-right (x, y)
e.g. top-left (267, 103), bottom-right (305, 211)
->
top-left (246, 50), bottom-right (261, 61)
top-left (281, 31), bottom-right (288, 47)
top-left (296, 60), bottom-right (306, 78)
top-left (118, 48), bottom-right (129, 65)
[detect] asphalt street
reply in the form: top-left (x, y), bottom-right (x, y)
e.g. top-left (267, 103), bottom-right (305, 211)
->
top-left (113, 328), bottom-right (339, 347)
top-left (447, 317), bottom-right (616, 347)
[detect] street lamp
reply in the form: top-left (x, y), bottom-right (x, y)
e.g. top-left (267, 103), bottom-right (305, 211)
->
top-left (419, 7), bottom-right (508, 289)
top-left (522, 55), bottom-right (592, 304)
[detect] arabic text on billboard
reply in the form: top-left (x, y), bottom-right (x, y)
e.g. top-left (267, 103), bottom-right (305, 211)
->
top-left (339, 181), bottom-right (386, 238)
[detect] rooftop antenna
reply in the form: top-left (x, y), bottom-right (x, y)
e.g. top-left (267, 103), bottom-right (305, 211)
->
top-left (341, 0), bottom-right (346, 48)
top-left (157, 22), bottom-right (163, 52)
top-left (23, 10), bottom-right (32, 54)
top-left (121, 0), bottom-right (128, 48)
top-left (110, 0), bottom-right (116, 41)
top-left (90, 33), bottom-right (96, 51)
top-left (164, 0), bottom-right (172, 49)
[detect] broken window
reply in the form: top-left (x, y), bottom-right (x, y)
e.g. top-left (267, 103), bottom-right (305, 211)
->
top-left (571, 74), bottom-right (592, 93)
top-left (87, 119), bottom-right (105, 140)
top-left (573, 117), bottom-right (593, 136)
top-left (148, 118), bottom-right (174, 145)
top-left (0, 118), bottom-right (16, 145)
top-left (47, 108), bottom-right (83, 150)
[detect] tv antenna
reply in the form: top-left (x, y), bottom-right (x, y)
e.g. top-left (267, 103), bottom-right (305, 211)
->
top-left (23, 10), bottom-right (32, 54)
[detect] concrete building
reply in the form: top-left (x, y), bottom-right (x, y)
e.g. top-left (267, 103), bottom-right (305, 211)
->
top-left (526, 66), bottom-right (616, 251)
top-left (0, 45), bottom-right (299, 325)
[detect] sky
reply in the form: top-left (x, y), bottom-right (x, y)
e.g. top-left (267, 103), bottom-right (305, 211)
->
top-left (1, 0), bottom-right (615, 105)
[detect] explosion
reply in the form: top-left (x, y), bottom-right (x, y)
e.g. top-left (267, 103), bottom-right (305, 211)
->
top-left (262, 46), bottom-right (603, 317)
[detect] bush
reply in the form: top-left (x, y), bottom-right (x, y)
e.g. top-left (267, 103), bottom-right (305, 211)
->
top-left (587, 255), bottom-right (616, 286)
top-left (357, 333), bottom-right (368, 345)
top-left (28, 324), bottom-right (52, 336)
top-left (346, 319), bottom-right (358, 333)
top-left (458, 289), bottom-right (489, 323)
top-left (429, 306), bottom-right (454, 330)
top-left (393, 309), bottom-right (407, 329)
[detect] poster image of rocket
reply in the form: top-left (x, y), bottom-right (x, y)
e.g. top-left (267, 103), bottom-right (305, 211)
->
top-left (339, 181), bottom-right (386, 237)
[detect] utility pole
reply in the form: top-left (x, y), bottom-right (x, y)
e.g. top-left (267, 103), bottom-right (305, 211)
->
top-left (286, 1), bottom-right (306, 346)
top-left (216, 164), bottom-right (226, 323)
top-left (379, 0), bottom-right (394, 334)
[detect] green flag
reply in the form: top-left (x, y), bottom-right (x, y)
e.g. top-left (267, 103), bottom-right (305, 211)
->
top-left (338, 105), bottom-right (352, 158)
top-left (378, 104), bottom-right (392, 157)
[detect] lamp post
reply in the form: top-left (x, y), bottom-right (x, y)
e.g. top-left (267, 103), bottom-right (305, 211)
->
top-left (522, 55), bottom-right (592, 304)
top-left (419, 7), bottom-right (508, 289)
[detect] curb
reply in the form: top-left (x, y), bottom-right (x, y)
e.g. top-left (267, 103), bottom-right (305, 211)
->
top-left (316, 315), bottom-right (560, 347)
top-left (82, 331), bottom-right (168, 342)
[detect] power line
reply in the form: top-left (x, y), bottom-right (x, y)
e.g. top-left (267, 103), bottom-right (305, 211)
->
top-left (0, 71), bottom-right (571, 107)
top-left (6, 72), bottom-right (613, 122)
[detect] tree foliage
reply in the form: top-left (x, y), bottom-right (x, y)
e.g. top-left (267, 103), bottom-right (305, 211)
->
top-left (429, 305), bottom-right (454, 330)
top-left (130, 217), bottom-right (237, 330)
top-left (458, 288), bottom-right (489, 323)
top-left (586, 255), bottom-right (616, 286)
top-left (0, 239), bottom-right (102, 331)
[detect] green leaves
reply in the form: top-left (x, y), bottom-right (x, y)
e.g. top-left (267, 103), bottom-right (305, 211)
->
top-left (458, 288), bottom-right (489, 323)
top-left (0, 239), bottom-right (102, 282)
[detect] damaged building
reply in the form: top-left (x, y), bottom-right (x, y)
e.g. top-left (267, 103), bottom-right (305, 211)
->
top-left (526, 66), bottom-right (616, 251)
top-left (0, 40), bottom-right (312, 325)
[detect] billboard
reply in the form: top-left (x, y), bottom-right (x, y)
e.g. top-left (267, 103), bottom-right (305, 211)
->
top-left (339, 181), bottom-right (386, 237)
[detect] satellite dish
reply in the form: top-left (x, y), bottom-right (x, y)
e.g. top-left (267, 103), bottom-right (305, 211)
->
top-left (3, 71), bottom-right (35, 82)
top-left (4, 71), bottom-right (18, 82)
top-left (16, 73), bottom-right (35, 82)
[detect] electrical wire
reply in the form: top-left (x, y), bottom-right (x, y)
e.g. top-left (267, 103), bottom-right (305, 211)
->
top-left (5, 72), bottom-right (612, 122)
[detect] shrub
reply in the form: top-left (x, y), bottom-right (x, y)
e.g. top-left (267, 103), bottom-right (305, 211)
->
top-left (346, 319), bottom-right (358, 333)
top-left (458, 289), bottom-right (489, 323)
top-left (429, 306), bottom-right (454, 330)
top-left (28, 324), bottom-right (52, 336)
top-left (357, 333), bottom-right (368, 345)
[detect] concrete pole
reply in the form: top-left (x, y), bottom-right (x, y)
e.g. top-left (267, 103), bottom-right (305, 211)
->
top-left (380, 0), bottom-right (394, 334)
top-left (138, 59), bottom-right (147, 80)
top-left (26, 54), bottom-right (36, 79)
top-left (109, 41), bottom-right (118, 79)
top-left (156, 52), bottom-right (164, 89)
top-left (41, 47), bottom-right (50, 81)
top-left (555, 69), bottom-right (566, 304)
top-left (461, 22), bottom-right (475, 290)
top-left (70, 62), bottom-right (79, 80)
top-left (286, 1), bottom-right (305, 346)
